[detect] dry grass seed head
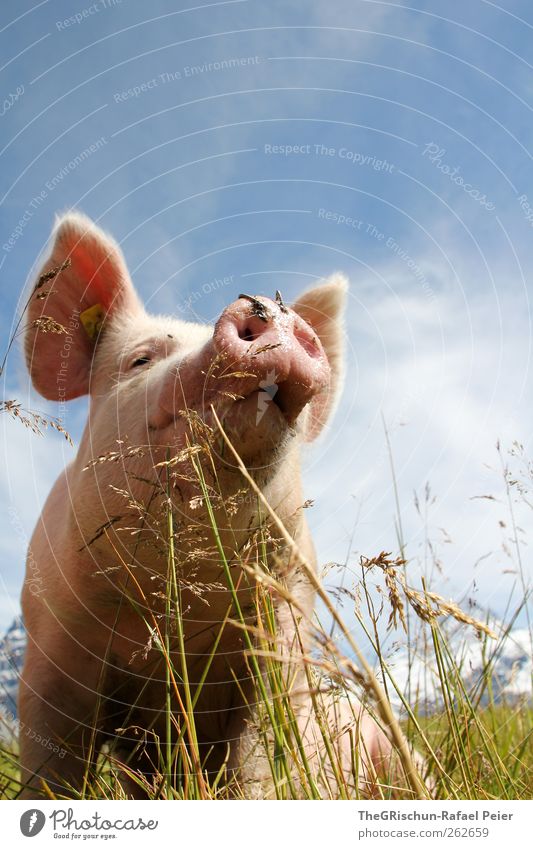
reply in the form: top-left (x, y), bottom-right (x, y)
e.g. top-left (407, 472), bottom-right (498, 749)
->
top-left (360, 551), bottom-right (496, 639)
top-left (83, 442), bottom-right (147, 470)
top-left (34, 257), bottom-right (72, 289)
top-left (31, 316), bottom-right (68, 334)
top-left (1, 400), bottom-right (72, 444)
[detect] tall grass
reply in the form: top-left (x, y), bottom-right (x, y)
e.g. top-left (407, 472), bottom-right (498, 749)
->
top-left (0, 412), bottom-right (531, 801)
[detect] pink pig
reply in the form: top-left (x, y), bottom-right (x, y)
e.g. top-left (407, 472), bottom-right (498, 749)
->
top-left (19, 212), bottom-right (416, 799)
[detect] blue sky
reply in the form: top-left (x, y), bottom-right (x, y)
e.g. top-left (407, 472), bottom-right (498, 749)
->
top-left (1, 0), bottom-right (533, 635)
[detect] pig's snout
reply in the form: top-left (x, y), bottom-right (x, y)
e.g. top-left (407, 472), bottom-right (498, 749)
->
top-left (216, 296), bottom-right (321, 358)
top-left (153, 296), bottom-right (331, 435)
top-left (213, 296), bottom-right (331, 424)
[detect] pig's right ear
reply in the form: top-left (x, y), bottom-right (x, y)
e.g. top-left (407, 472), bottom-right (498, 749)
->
top-left (291, 273), bottom-right (347, 440)
top-left (25, 212), bottom-right (142, 401)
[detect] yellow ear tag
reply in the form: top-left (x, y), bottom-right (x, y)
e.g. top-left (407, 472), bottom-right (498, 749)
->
top-left (80, 303), bottom-right (105, 341)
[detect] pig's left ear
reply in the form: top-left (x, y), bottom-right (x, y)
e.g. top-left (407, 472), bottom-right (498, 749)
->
top-left (291, 273), bottom-right (347, 440)
top-left (25, 212), bottom-right (142, 401)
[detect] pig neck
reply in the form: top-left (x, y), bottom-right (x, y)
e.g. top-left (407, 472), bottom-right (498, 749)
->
top-left (66, 425), bottom-right (314, 607)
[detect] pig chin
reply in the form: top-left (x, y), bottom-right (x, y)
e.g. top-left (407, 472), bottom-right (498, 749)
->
top-left (217, 389), bottom-right (300, 465)
top-left (148, 379), bottom-right (307, 477)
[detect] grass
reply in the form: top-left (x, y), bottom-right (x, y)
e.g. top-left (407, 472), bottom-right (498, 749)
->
top-left (413, 704), bottom-right (533, 799)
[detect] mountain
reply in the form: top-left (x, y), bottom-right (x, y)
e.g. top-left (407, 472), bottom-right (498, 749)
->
top-left (384, 621), bottom-right (532, 711)
top-left (0, 617), bottom-right (25, 736)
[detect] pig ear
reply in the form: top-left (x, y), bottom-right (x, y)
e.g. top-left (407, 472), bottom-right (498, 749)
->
top-left (25, 212), bottom-right (142, 401)
top-left (291, 273), bottom-right (347, 440)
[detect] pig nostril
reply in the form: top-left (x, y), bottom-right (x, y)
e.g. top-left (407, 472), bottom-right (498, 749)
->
top-left (295, 328), bottom-right (321, 359)
top-left (240, 325), bottom-right (257, 342)
top-left (236, 316), bottom-right (267, 342)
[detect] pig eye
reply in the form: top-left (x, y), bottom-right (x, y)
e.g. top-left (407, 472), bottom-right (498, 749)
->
top-left (131, 355), bottom-right (151, 368)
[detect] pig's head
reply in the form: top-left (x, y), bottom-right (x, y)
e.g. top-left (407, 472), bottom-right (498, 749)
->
top-left (25, 213), bottom-right (346, 551)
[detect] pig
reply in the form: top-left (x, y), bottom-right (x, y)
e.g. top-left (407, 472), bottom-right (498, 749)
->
top-left (19, 212), bottom-right (420, 799)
